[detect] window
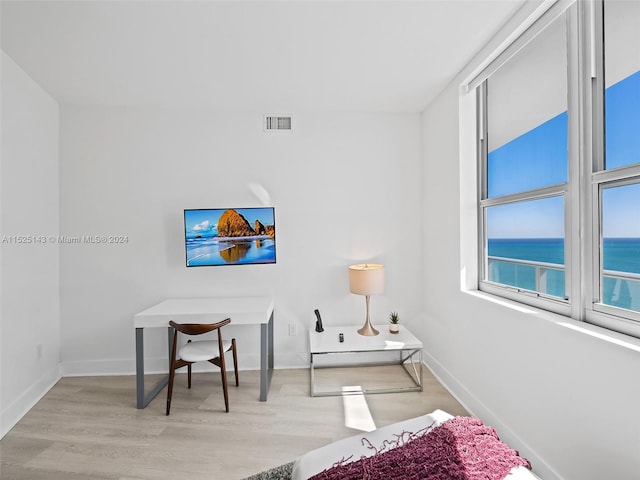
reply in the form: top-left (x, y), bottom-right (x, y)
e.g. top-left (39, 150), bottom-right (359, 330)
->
top-left (591, 0), bottom-right (640, 325)
top-left (476, 0), bottom-right (640, 337)
top-left (479, 9), bottom-right (570, 312)
top-left (600, 183), bottom-right (640, 312)
top-left (486, 197), bottom-right (565, 298)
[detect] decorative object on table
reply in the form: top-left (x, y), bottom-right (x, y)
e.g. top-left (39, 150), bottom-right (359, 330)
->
top-left (314, 309), bottom-right (324, 332)
top-left (349, 263), bottom-right (385, 336)
top-left (389, 311), bottom-right (399, 334)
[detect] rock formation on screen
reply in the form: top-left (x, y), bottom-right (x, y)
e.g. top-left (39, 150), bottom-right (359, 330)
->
top-left (217, 209), bottom-right (275, 238)
top-left (254, 219), bottom-right (266, 235)
top-left (264, 225), bottom-right (275, 238)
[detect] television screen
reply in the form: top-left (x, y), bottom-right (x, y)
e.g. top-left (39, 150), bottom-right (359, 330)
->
top-left (184, 207), bottom-right (276, 267)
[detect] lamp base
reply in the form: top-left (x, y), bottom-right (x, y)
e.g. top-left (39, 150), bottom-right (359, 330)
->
top-left (357, 322), bottom-right (379, 336)
top-left (358, 295), bottom-right (379, 336)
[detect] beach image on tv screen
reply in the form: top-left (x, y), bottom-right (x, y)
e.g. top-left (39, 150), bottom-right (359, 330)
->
top-left (184, 207), bottom-right (276, 266)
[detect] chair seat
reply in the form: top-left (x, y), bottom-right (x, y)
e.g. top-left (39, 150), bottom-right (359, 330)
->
top-left (167, 318), bottom-right (238, 415)
top-left (179, 340), bottom-right (232, 363)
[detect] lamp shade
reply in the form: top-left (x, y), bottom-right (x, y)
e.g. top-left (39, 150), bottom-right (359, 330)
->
top-left (349, 264), bottom-right (385, 295)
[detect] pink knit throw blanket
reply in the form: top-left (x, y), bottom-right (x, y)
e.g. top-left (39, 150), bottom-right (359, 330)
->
top-left (309, 416), bottom-right (531, 480)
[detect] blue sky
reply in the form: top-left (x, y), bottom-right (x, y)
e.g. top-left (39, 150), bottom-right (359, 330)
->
top-left (602, 183), bottom-right (640, 238)
top-left (488, 70), bottom-right (640, 239)
top-left (488, 112), bottom-right (568, 199)
top-left (606, 71), bottom-right (640, 170)
top-left (487, 196), bottom-right (564, 239)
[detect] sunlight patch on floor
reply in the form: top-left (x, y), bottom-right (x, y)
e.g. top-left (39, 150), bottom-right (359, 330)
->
top-left (341, 386), bottom-right (376, 432)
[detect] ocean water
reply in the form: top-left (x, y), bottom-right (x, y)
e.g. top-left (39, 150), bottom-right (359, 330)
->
top-left (186, 236), bottom-right (276, 266)
top-left (488, 238), bottom-right (565, 266)
top-left (487, 238), bottom-right (640, 311)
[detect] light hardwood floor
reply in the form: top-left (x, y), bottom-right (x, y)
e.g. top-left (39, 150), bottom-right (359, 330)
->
top-left (0, 366), bottom-right (467, 480)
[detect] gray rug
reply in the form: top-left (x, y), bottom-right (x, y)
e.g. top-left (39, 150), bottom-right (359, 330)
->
top-left (242, 462), bottom-right (293, 480)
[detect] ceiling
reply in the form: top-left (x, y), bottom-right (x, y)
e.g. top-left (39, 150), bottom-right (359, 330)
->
top-left (1, 0), bottom-right (524, 113)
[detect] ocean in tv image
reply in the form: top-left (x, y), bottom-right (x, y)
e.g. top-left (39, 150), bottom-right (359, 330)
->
top-left (488, 237), bottom-right (640, 311)
top-left (184, 208), bottom-right (276, 266)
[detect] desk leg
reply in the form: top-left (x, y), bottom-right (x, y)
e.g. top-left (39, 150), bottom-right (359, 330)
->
top-left (135, 327), bottom-right (171, 409)
top-left (259, 310), bottom-right (274, 401)
top-left (136, 328), bottom-right (145, 409)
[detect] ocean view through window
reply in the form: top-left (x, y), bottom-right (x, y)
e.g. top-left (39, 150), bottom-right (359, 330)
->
top-left (484, 69), bottom-right (639, 308)
top-left (487, 197), bottom-right (565, 299)
top-left (597, 0), bottom-right (640, 316)
top-left (481, 9), bottom-right (568, 302)
top-left (477, 1), bottom-right (640, 334)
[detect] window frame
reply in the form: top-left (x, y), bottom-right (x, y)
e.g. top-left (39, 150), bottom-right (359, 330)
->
top-left (475, 0), bottom-right (640, 339)
top-left (477, 3), bottom-right (576, 317)
top-left (586, 0), bottom-right (640, 336)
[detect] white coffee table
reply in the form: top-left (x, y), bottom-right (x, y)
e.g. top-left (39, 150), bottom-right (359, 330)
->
top-left (308, 325), bottom-right (423, 397)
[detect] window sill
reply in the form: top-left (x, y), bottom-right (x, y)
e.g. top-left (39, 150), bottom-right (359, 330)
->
top-left (463, 289), bottom-right (640, 353)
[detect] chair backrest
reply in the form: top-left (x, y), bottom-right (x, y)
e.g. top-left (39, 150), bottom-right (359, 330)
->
top-left (169, 318), bottom-right (231, 336)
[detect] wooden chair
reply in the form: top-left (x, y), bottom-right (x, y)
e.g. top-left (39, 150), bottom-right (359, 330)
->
top-left (166, 318), bottom-right (238, 415)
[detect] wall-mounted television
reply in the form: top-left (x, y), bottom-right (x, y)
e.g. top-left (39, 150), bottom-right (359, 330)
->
top-left (184, 207), bottom-right (276, 267)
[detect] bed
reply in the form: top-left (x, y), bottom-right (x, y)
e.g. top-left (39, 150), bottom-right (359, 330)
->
top-left (292, 409), bottom-right (540, 480)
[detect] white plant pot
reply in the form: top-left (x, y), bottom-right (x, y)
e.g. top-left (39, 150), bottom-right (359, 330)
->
top-left (389, 323), bottom-right (400, 334)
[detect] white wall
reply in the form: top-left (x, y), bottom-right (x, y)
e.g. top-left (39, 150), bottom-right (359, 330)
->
top-left (58, 107), bottom-right (422, 376)
top-left (0, 52), bottom-right (61, 438)
top-left (419, 66), bottom-right (640, 480)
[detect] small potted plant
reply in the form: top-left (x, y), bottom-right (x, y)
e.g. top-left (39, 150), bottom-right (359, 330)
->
top-left (389, 311), bottom-right (400, 334)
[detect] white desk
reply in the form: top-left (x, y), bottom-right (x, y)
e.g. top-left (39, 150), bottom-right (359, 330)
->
top-left (309, 325), bottom-right (423, 397)
top-left (133, 296), bottom-right (274, 408)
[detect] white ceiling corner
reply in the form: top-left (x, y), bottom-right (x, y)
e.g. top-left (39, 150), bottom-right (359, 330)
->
top-left (0, 0), bottom-right (526, 112)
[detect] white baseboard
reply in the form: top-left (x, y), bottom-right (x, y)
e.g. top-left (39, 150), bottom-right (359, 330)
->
top-left (60, 358), bottom-right (136, 377)
top-left (1, 365), bottom-right (61, 439)
top-left (60, 352), bottom-right (309, 377)
top-left (423, 351), bottom-right (561, 480)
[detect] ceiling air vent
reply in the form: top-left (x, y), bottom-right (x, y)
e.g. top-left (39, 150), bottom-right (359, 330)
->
top-left (264, 115), bottom-right (292, 132)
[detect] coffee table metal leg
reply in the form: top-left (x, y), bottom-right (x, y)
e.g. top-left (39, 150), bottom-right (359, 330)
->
top-left (310, 353), bottom-right (315, 397)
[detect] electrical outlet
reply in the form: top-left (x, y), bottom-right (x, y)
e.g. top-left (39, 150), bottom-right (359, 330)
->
top-left (288, 323), bottom-right (297, 336)
top-left (36, 344), bottom-right (43, 359)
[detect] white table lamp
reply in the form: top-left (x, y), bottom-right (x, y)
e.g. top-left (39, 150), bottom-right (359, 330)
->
top-left (349, 264), bottom-right (384, 336)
